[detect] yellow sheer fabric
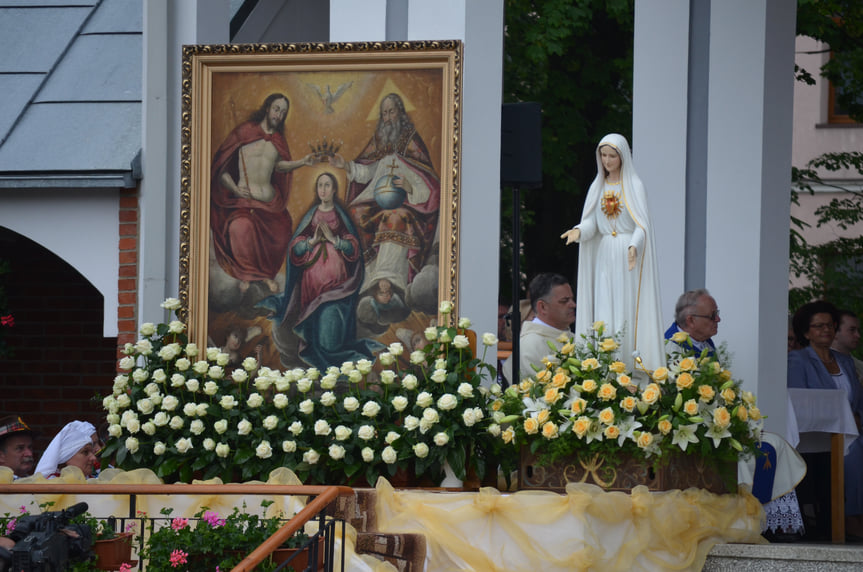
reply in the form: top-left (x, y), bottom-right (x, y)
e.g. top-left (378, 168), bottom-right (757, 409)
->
top-left (375, 479), bottom-right (765, 572)
top-left (0, 467), bottom-right (394, 572)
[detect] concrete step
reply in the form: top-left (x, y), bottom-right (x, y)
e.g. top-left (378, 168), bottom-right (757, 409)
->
top-left (705, 542), bottom-right (863, 571)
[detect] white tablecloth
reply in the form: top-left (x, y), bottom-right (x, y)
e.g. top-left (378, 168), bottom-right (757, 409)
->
top-left (788, 387), bottom-right (859, 454)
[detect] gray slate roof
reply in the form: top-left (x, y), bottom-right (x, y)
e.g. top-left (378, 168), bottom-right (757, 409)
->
top-left (0, 0), bottom-right (142, 188)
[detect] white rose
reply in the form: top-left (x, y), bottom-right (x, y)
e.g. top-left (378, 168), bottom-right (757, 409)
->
top-left (303, 449), bottom-right (321, 464)
top-left (357, 425), bottom-right (375, 441)
top-left (168, 320), bottom-right (185, 334)
top-left (175, 437), bottom-right (193, 454)
top-left (387, 342), bottom-right (404, 356)
top-left (263, 415), bottom-right (278, 430)
top-left (119, 356), bottom-right (135, 371)
top-left (401, 374), bottom-right (418, 390)
top-left (381, 446), bottom-right (398, 464)
top-left (121, 409), bottom-right (138, 424)
top-left (253, 376), bottom-right (272, 392)
top-left (206, 347), bottom-right (219, 360)
top-left (299, 399), bottom-right (314, 415)
top-left (122, 343), bottom-right (135, 355)
top-left (153, 412), bottom-right (169, 427)
top-left (328, 444), bottom-right (346, 460)
top-left (153, 441), bottom-right (167, 455)
top-left (435, 358), bottom-right (447, 370)
top-left (439, 300), bottom-right (453, 314)
top-left (170, 374), bottom-right (185, 388)
top-left (255, 440), bottom-right (273, 459)
top-left (458, 317), bottom-right (471, 329)
top-left (135, 339), bottom-right (153, 355)
top-left (190, 419), bottom-right (205, 435)
top-left (305, 367), bottom-right (320, 380)
top-left (409, 351), bottom-right (426, 365)
top-left (419, 419), bottom-right (432, 434)
top-left (314, 419), bottom-right (332, 436)
top-left (193, 361), bottom-right (209, 374)
top-left (242, 356), bottom-right (258, 372)
top-left (125, 419), bottom-right (141, 434)
top-left (438, 330), bottom-right (452, 343)
top-left (215, 443), bottom-right (230, 458)
top-left (297, 377), bottom-right (313, 393)
top-left (273, 393), bottom-right (289, 409)
top-left (457, 383), bottom-right (474, 398)
top-left (160, 297), bottom-right (181, 310)
top-left (361, 447), bottom-right (375, 462)
top-left (185, 343), bottom-right (198, 358)
top-left (380, 370), bottom-right (396, 385)
top-left (487, 423), bottom-right (501, 437)
top-left (413, 443), bottom-right (429, 458)
top-left (175, 358), bottom-right (191, 371)
top-left (185, 379), bottom-right (200, 393)
top-left (159, 396), bottom-right (177, 412)
top-left (379, 352), bottom-right (394, 366)
top-left (203, 381), bottom-right (218, 396)
top-left (422, 408), bottom-right (440, 424)
top-left (150, 393), bottom-right (162, 406)
top-left (132, 368), bottom-right (149, 383)
top-left (144, 382), bottom-right (159, 396)
top-left (219, 395), bottom-right (237, 410)
top-left (473, 407), bottom-right (484, 421)
top-left (183, 403), bottom-right (197, 417)
top-left (334, 425), bottom-right (352, 441)
top-left (437, 394), bottom-right (458, 411)
top-left (140, 323), bottom-right (156, 336)
top-left (348, 370), bottom-right (363, 384)
top-left (385, 431), bottom-right (400, 444)
top-left (416, 392), bottom-right (433, 408)
top-left (319, 374), bottom-right (337, 390)
top-left (106, 413), bottom-right (119, 425)
top-left (289, 421), bottom-right (303, 436)
top-left (208, 366), bottom-right (225, 380)
top-left (320, 391), bottom-right (336, 406)
top-left (137, 398), bottom-right (155, 415)
top-left (216, 353), bottom-right (230, 367)
top-left (453, 335), bottom-right (470, 349)
top-left (142, 421), bottom-right (156, 436)
top-left (237, 419), bottom-right (252, 435)
top-left (391, 396), bottom-right (408, 412)
top-left (462, 409), bottom-right (477, 427)
top-left (108, 424), bottom-right (122, 438)
top-left (424, 326), bottom-right (438, 341)
top-left (356, 359), bottom-right (373, 374)
top-left (433, 432), bottom-right (450, 446)
top-left (195, 402), bottom-right (209, 417)
top-left (282, 440), bottom-right (297, 453)
top-left (203, 438), bottom-right (216, 451)
top-left (246, 393), bottom-right (264, 408)
top-left (343, 397), bottom-right (359, 412)
top-left (169, 416), bottom-right (184, 430)
top-left (431, 368), bottom-right (448, 383)
top-left (232, 369), bottom-right (248, 383)
top-left (489, 383), bottom-right (502, 396)
top-left (158, 344), bottom-right (180, 361)
top-left (213, 419), bottom-right (228, 434)
top-left (153, 368), bottom-right (168, 383)
top-left (362, 401), bottom-right (381, 418)
top-left (340, 361), bottom-right (355, 375)
top-left (404, 416), bottom-right (420, 431)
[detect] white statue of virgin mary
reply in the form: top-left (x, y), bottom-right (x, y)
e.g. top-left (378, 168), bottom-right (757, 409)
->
top-left (561, 133), bottom-right (664, 375)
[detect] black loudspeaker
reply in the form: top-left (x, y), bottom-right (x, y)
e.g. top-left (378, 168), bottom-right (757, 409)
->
top-left (500, 102), bottom-right (542, 188)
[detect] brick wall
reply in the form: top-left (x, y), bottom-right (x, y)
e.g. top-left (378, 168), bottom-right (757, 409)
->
top-left (117, 189), bottom-right (139, 354)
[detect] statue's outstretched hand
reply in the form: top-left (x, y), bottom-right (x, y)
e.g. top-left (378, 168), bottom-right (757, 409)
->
top-left (561, 228), bottom-right (580, 245)
top-left (628, 246), bottom-right (637, 271)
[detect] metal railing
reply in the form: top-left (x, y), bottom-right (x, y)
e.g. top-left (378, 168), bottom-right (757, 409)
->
top-left (0, 483), bottom-right (354, 571)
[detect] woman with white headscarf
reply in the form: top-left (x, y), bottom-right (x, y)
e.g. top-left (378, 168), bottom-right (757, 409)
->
top-left (34, 421), bottom-right (98, 478)
top-left (561, 133), bottom-right (664, 375)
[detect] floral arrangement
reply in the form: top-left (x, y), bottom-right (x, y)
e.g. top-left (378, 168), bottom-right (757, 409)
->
top-left (138, 501), bottom-right (306, 572)
top-left (492, 322), bottom-right (763, 472)
top-left (101, 298), bottom-right (505, 485)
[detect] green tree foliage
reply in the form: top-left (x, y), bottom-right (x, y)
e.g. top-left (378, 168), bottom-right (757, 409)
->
top-left (790, 1), bottom-right (863, 316)
top-left (500, 0), bottom-right (634, 302)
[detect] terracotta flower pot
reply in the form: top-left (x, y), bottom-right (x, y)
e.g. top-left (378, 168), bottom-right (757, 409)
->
top-left (92, 532), bottom-right (134, 571)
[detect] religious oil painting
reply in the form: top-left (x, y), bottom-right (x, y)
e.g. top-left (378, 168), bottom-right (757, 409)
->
top-left (179, 42), bottom-right (462, 371)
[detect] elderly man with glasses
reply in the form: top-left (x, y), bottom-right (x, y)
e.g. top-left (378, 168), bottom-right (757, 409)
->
top-left (664, 288), bottom-right (720, 356)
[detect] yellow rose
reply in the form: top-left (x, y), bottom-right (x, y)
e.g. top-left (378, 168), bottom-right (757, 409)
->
top-left (541, 422), bottom-right (559, 439)
top-left (518, 379), bottom-right (534, 393)
top-left (599, 338), bottom-right (619, 352)
top-left (604, 425), bottom-right (620, 440)
top-left (524, 418), bottom-right (539, 434)
top-left (713, 406), bottom-right (732, 429)
top-left (598, 407), bottom-right (615, 425)
top-left (676, 372), bottom-right (694, 390)
top-left (544, 387), bottom-right (561, 404)
top-left (572, 416), bottom-right (591, 437)
top-left (671, 331), bottom-right (689, 343)
top-left (609, 361), bottom-right (626, 374)
top-left (636, 432), bottom-right (654, 449)
top-left (582, 379), bottom-right (598, 393)
top-left (736, 406), bottom-right (749, 422)
top-left (679, 357), bottom-right (696, 371)
top-left (536, 409), bottom-right (550, 425)
top-left (536, 370), bottom-right (552, 383)
top-left (571, 398), bottom-right (587, 415)
top-left (617, 374), bottom-right (632, 387)
top-left (581, 358), bottom-right (600, 371)
top-left (749, 406), bottom-right (762, 421)
top-left (711, 361), bottom-right (721, 374)
top-left (593, 321), bottom-right (605, 332)
top-left (552, 371), bottom-right (569, 388)
top-left (652, 367), bottom-right (668, 382)
top-left (721, 388), bottom-right (736, 403)
top-left (598, 383), bottom-right (617, 401)
top-left (720, 369), bottom-right (733, 381)
top-left (502, 426), bottom-right (515, 444)
top-left (697, 385), bottom-right (715, 402)
top-left (683, 399), bottom-right (699, 416)
top-left (658, 419), bottom-right (673, 435)
top-left (492, 399), bottom-right (503, 411)
top-left (741, 390), bottom-right (756, 407)
top-left (560, 343), bottom-right (575, 355)
top-left (620, 396), bottom-right (637, 413)
top-left (641, 383), bottom-right (661, 405)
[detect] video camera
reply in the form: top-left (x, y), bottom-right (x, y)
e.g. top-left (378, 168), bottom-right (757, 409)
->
top-left (0, 502), bottom-right (92, 572)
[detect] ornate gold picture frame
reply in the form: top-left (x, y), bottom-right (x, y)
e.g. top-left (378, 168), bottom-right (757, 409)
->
top-left (179, 41), bottom-right (462, 371)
